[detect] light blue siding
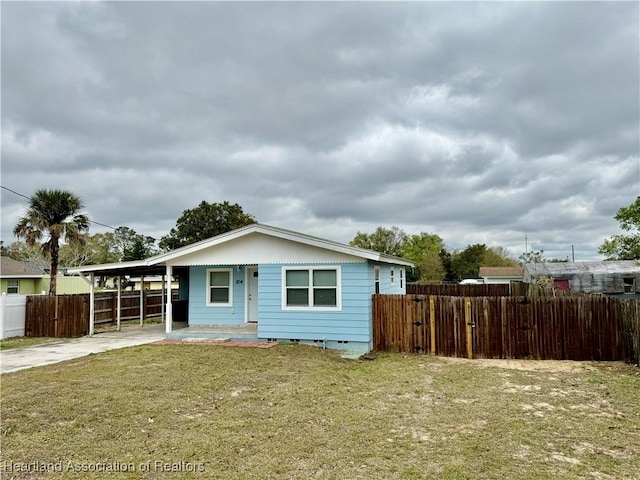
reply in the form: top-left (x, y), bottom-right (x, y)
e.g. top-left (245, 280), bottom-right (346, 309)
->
top-left (186, 260), bottom-right (406, 352)
top-left (188, 265), bottom-right (246, 325)
top-left (370, 263), bottom-right (406, 294)
top-left (257, 263), bottom-right (373, 350)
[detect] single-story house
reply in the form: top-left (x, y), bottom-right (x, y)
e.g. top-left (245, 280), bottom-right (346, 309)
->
top-left (479, 266), bottom-right (524, 285)
top-left (1, 257), bottom-right (45, 295)
top-left (1, 257), bottom-right (91, 295)
top-left (68, 224), bottom-right (413, 353)
top-left (523, 260), bottom-right (640, 296)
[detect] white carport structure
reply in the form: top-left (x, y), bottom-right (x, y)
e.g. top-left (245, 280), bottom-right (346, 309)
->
top-left (67, 261), bottom-right (187, 336)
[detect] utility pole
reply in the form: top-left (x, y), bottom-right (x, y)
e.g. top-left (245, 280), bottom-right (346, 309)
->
top-left (571, 245), bottom-right (575, 262)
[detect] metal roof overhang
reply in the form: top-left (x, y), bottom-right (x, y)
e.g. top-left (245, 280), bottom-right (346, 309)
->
top-left (66, 262), bottom-right (188, 278)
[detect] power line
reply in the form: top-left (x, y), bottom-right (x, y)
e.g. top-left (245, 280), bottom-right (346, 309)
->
top-left (1, 185), bottom-right (29, 200)
top-left (1, 185), bottom-right (118, 230)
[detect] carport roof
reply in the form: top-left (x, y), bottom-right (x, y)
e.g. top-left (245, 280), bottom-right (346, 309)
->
top-left (66, 260), bottom-right (180, 277)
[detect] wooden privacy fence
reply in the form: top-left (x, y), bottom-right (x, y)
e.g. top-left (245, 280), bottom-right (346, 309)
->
top-left (25, 289), bottom-right (178, 337)
top-left (25, 295), bottom-right (89, 337)
top-left (373, 294), bottom-right (640, 362)
top-left (94, 290), bottom-right (178, 325)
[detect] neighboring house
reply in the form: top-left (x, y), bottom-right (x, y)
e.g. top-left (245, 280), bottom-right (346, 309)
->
top-left (129, 276), bottom-right (179, 291)
top-left (0, 257), bottom-right (91, 295)
top-left (479, 266), bottom-right (524, 285)
top-left (68, 224), bottom-right (413, 353)
top-left (523, 260), bottom-right (640, 296)
top-left (0, 257), bottom-right (46, 294)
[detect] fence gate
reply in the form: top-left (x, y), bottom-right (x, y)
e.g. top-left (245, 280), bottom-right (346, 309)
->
top-left (25, 295), bottom-right (89, 337)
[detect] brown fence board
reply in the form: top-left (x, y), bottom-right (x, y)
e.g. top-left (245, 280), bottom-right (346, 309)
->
top-left (373, 294), bottom-right (634, 362)
top-left (621, 300), bottom-right (640, 364)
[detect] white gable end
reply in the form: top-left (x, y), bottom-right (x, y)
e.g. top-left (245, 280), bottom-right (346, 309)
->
top-left (166, 232), bottom-right (366, 266)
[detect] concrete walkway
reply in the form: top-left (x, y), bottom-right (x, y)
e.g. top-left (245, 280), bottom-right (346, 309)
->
top-left (1, 324), bottom-right (166, 374)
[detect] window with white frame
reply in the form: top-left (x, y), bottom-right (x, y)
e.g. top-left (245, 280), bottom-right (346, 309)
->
top-left (390, 267), bottom-right (395, 285)
top-left (7, 280), bottom-right (19, 294)
top-left (374, 266), bottom-right (380, 294)
top-left (283, 267), bottom-right (341, 310)
top-left (206, 268), bottom-right (233, 306)
top-left (400, 268), bottom-right (404, 289)
top-left (623, 277), bottom-right (636, 294)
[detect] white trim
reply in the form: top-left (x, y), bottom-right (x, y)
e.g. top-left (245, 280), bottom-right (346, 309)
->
top-left (65, 224), bottom-right (414, 276)
top-left (374, 266), bottom-right (381, 294)
top-left (89, 273), bottom-right (95, 336)
top-left (6, 280), bottom-right (19, 294)
top-left (66, 259), bottom-right (148, 274)
top-left (148, 224), bottom-right (414, 267)
top-left (281, 266), bottom-right (342, 311)
top-left (245, 265), bottom-right (258, 323)
top-left (206, 268), bottom-right (234, 307)
top-left (165, 265), bottom-right (173, 333)
top-left (623, 277), bottom-right (636, 294)
top-left (117, 277), bottom-right (122, 331)
top-left (244, 267), bottom-right (250, 323)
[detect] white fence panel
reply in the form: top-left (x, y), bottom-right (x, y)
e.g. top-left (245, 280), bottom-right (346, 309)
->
top-left (0, 294), bottom-right (28, 339)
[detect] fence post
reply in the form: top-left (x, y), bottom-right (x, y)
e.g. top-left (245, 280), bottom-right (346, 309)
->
top-left (465, 297), bottom-right (473, 359)
top-left (429, 296), bottom-right (436, 355)
top-left (1, 293), bottom-right (5, 338)
top-left (54, 295), bottom-right (59, 338)
top-left (111, 290), bottom-right (116, 324)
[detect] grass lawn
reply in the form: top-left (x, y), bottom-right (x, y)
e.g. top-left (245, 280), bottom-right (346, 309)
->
top-left (0, 337), bottom-right (67, 350)
top-left (2, 345), bottom-right (639, 480)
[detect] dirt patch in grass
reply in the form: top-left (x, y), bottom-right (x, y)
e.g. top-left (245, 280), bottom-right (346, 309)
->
top-left (2, 346), bottom-right (639, 479)
top-left (438, 356), bottom-right (593, 373)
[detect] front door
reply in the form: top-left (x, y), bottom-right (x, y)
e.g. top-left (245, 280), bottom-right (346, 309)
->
top-left (246, 266), bottom-right (259, 323)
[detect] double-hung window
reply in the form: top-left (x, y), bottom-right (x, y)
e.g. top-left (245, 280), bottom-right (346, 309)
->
top-left (283, 267), bottom-right (341, 310)
top-left (7, 280), bottom-right (19, 294)
top-left (623, 277), bottom-right (636, 294)
top-left (207, 268), bottom-right (233, 306)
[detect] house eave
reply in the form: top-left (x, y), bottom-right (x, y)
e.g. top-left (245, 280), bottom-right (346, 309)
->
top-left (147, 223), bottom-right (414, 267)
top-left (0, 274), bottom-right (44, 279)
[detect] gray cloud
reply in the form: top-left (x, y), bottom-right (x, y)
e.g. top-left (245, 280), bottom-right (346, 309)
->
top-left (2, 1), bottom-right (638, 262)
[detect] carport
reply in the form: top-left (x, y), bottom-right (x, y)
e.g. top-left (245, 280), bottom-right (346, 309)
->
top-left (67, 261), bottom-right (189, 336)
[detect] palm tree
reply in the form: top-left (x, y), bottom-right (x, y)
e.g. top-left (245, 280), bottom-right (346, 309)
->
top-left (13, 189), bottom-right (90, 295)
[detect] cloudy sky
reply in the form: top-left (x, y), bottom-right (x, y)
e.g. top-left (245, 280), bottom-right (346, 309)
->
top-left (2, 1), bottom-right (638, 261)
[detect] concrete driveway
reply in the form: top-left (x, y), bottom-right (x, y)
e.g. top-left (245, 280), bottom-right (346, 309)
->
top-left (1, 324), bottom-right (166, 374)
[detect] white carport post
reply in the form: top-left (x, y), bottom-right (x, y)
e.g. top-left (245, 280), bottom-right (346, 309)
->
top-left (165, 265), bottom-right (173, 334)
top-left (116, 276), bottom-right (122, 331)
top-left (161, 274), bottom-right (166, 323)
top-left (139, 275), bottom-right (144, 327)
top-left (89, 273), bottom-right (95, 336)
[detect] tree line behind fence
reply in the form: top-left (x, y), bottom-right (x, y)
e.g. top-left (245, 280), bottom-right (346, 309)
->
top-left (373, 294), bottom-right (640, 364)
